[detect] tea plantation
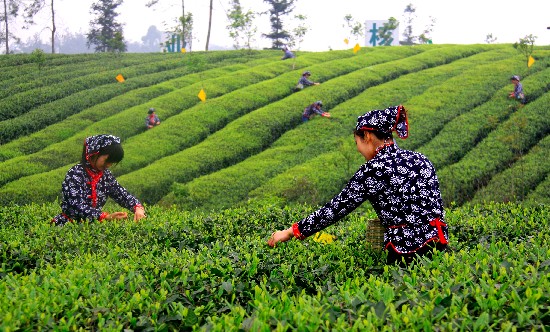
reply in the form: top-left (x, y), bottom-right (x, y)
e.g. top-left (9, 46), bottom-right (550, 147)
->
top-left (1, 202), bottom-right (548, 330)
top-left (1, 45), bottom-right (549, 330)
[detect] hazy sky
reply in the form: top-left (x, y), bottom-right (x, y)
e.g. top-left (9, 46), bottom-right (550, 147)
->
top-left (21, 0), bottom-right (550, 51)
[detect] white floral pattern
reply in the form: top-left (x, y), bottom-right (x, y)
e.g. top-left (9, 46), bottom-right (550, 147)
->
top-left (52, 164), bottom-right (141, 225)
top-left (295, 143), bottom-right (448, 254)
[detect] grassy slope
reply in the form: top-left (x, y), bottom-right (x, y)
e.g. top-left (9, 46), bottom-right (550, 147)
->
top-left (0, 45), bottom-right (549, 208)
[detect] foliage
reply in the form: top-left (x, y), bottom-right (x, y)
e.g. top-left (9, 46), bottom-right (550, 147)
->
top-left (438, 89), bottom-right (550, 205)
top-left (1, 47), bottom-right (550, 329)
top-left (287, 14), bottom-right (308, 52)
top-left (485, 33), bottom-right (497, 44)
top-left (418, 60), bottom-right (550, 171)
top-left (0, 51), bottom-right (279, 185)
top-left (165, 46), bottom-right (491, 210)
top-left (140, 25), bottom-right (163, 51)
top-left (513, 34), bottom-right (537, 67)
top-left (1, 0), bottom-right (23, 54)
top-left (1, 45), bottom-right (549, 209)
top-left (401, 3), bottom-right (416, 45)
top-left (30, 47), bottom-right (45, 70)
top-left (86, 0), bottom-right (126, 53)
top-left (226, 0), bottom-right (257, 50)
top-left (472, 134), bottom-right (550, 203)
top-left (22, 0), bottom-right (57, 53)
top-left (343, 14), bottom-right (363, 43)
top-left (261, 0), bottom-right (296, 49)
top-left (173, 12), bottom-right (193, 51)
top-left (400, 3), bottom-right (435, 45)
top-left (378, 17), bottom-right (399, 46)
top-left (0, 202), bottom-right (549, 330)
top-left (417, 16), bottom-right (436, 44)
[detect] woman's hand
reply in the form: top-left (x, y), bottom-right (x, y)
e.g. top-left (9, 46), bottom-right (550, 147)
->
top-left (134, 206), bottom-right (146, 221)
top-left (267, 227), bottom-right (294, 247)
top-left (106, 212), bottom-right (128, 220)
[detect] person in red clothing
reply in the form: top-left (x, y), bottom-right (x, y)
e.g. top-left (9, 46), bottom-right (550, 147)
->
top-left (268, 105), bottom-right (448, 265)
top-left (51, 134), bottom-right (146, 226)
top-left (145, 108), bottom-right (161, 129)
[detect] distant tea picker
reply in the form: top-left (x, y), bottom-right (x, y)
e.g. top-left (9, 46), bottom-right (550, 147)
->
top-left (294, 71), bottom-right (320, 91)
top-left (281, 46), bottom-right (295, 60)
top-left (145, 107), bottom-right (161, 129)
top-left (508, 75), bottom-right (526, 107)
top-left (268, 105), bottom-right (449, 266)
top-left (302, 101), bottom-right (330, 122)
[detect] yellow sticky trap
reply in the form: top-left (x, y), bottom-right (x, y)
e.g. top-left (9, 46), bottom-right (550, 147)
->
top-left (353, 43), bottom-right (361, 54)
top-left (344, 38), bottom-right (349, 45)
top-left (115, 74), bottom-right (125, 82)
top-left (313, 232), bottom-right (336, 244)
top-left (198, 89), bottom-right (206, 102)
top-left (528, 55), bottom-right (535, 68)
top-left (181, 48), bottom-right (186, 53)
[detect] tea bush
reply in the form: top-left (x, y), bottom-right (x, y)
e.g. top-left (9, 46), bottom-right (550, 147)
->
top-left (418, 64), bottom-right (550, 169)
top-left (0, 202), bottom-right (548, 330)
top-left (167, 47), bottom-right (518, 211)
top-left (438, 91), bottom-right (550, 205)
top-left (118, 45), bottom-right (486, 204)
top-left (471, 134), bottom-right (550, 203)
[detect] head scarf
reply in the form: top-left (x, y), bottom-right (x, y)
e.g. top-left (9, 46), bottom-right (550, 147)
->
top-left (355, 105), bottom-right (409, 139)
top-left (84, 134), bottom-right (121, 162)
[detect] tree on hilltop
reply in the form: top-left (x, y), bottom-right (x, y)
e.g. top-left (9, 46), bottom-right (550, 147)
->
top-left (287, 13), bottom-right (308, 53)
top-left (343, 14), bottom-right (363, 45)
top-left (146, 0), bottom-right (193, 50)
top-left (378, 17), bottom-right (399, 46)
top-left (1, 0), bottom-right (26, 54)
top-left (22, 0), bottom-right (58, 53)
top-left (262, 0), bottom-right (296, 49)
top-left (401, 3), bottom-right (416, 45)
top-left (227, 0), bottom-right (256, 50)
top-left (141, 25), bottom-right (163, 51)
top-left (401, 3), bottom-right (436, 45)
top-left (514, 34), bottom-right (537, 68)
top-left (86, 0), bottom-right (126, 53)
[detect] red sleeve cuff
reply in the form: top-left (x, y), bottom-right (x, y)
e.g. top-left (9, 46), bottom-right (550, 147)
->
top-left (134, 204), bottom-right (144, 212)
top-left (98, 212), bottom-right (109, 222)
top-left (292, 223), bottom-right (306, 240)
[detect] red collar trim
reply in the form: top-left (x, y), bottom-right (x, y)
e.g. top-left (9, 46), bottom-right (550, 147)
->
top-left (85, 167), bottom-right (103, 208)
top-left (374, 141), bottom-right (394, 157)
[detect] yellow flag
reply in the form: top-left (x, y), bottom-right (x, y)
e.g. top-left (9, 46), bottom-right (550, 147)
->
top-left (198, 89), bottom-right (206, 102)
top-left (344, 38), bottom-right (349, 45)
top-left (528, 55), bottom-right (535, 68)
top-left (181, 48), bottom-right (186, 53)
top-left (353, 43), bottom-right (361, 54)
top-left (115, 74), bottom-right (125, 83)
top-left (313, 232), bottom-right (336, 244)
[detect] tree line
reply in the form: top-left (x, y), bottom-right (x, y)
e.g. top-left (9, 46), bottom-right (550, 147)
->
top-left (2, 0), bottom-right (435, 54)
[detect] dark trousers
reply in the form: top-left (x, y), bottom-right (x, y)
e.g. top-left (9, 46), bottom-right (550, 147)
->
top-left (386, 241), bottom-right (447, 266)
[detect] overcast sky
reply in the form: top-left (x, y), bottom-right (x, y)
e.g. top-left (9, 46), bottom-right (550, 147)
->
top-left (21, 0), bottom-right (550, 51)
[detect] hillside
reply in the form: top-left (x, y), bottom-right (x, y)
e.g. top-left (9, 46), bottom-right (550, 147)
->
top-left (0, 45), bottom-right (549, 210)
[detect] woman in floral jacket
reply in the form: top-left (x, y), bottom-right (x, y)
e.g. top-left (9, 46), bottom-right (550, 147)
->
top-left (52, 134), bottom-right (146, 225)
top-left (268, 105), bottom-right (448, 265)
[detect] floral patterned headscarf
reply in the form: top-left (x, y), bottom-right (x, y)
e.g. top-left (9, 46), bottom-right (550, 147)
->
top-left (84, 134), bottom-right (121, 162)
top-left (355, 105), bottom-right (409, 139)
